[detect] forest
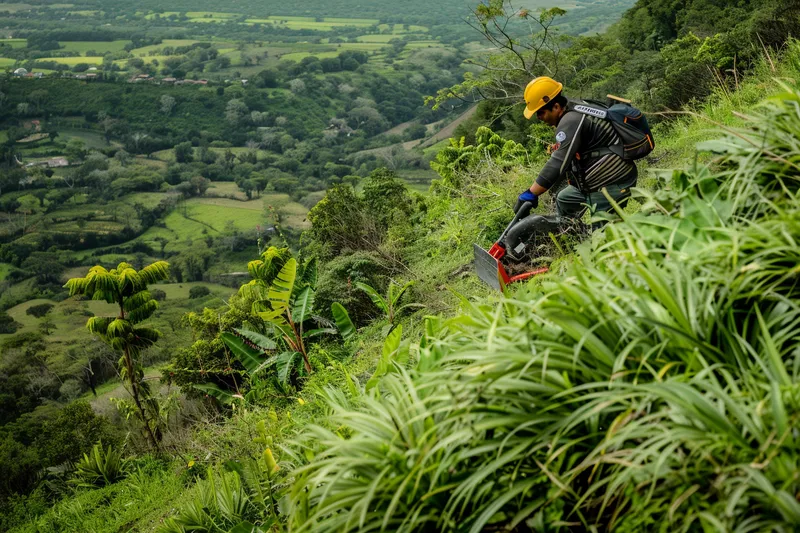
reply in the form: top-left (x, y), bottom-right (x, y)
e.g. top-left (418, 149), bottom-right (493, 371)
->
top-left (1, 0), bottom-right (799, 531)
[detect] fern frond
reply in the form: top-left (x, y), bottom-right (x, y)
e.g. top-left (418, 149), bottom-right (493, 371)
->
top-left (138, 261), bottom-right (170, 285)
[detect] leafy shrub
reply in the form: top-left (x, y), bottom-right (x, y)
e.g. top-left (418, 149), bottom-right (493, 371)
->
top-left (25, 303), bottom-right (54, 318)
top-left (314, 251), bottom-right (391, 327)
top-left (36, 401), bottom-right (120, 468)
top-left (188, 286), bottom-right (211, 299)
top-left (0, 311), bottom-right (20, 334)
top-left (70, 443), bottom-right (128, 488)
top-left (151, 288), bottom-right (167, 301)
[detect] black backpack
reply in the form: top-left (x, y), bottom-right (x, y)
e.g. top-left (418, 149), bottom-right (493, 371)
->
top-left (572, 98), bottom-right (655, 161)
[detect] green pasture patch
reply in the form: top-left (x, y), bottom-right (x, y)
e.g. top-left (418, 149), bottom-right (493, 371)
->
top-left (5, 298), bottom-right (57, 329)
top-left (423, 139), bottom-right (450, 157)
top-left (58, 128), bottom-right (109, 149)
top-left (151, 148), bottom-right (175, 162)
top-left (397, 169), bottom-right (436, 194)
top-left (0, 4), bottom-right (33, 13)
top-left (378, 23), bottom-right (429, 33)
top-left (59, 40), bottom-right (131, 55)
top-left (181, 199), bottom-right (266, 232)
top-left (406, 40), bottom-right (444, 49)
top-left (193, 197), bottom-right (264, 211)
top-left (83, 299), bottom-right (118, 316)
top-left (0, 263), bottom-right (19, 281)
top-left (149, 281), bottom-right (236, 300)
top-left (190, 17), bottom-right (233, 23)
top-left (323, 17), bottom-right (379, 24)
top-left (0, 130), bottom-right (7, 143)
top-left (144, 11), bottom-right (179, 19)
top-left (281, 51), bottom-right (339, 61)
top-left (356, 34), bottom-right (408, 43)
top-left (130, 39), bottom-right (199, 56)
top-left (206, 181), bottom-right (247, 200)
top-left (126, 192), bottom-right (167, 208)
top-left (38, 56), bottom-right (103, 66)
top-left (0, 58), bottom-right (18, 67)
top-left (68, 10), bottom-right (101, 16)
top-left (0, 38), bottom-right (27, 48)
top-left (337, 42), bottom-right (388, 51)
top-left (185, 11), bottom-right (238, 18)
top-left (264, 15), bottom-right (316, 22)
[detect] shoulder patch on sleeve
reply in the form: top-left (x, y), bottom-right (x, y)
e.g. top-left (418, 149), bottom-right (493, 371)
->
top-left (555, 131), bottom-right (567, 143)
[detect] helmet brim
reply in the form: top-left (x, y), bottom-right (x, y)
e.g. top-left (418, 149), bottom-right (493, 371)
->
top-left (523, 105), bottom-right (536, 120)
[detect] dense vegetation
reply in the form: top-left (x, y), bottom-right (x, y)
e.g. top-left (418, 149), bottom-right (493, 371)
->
top-left (1, 0), bottom-right (799, 531)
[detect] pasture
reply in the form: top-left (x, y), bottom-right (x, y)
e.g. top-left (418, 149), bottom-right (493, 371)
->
top-left (38, 56), bottom-right (103, 65)
top-left (0, 38), bottom-right (27, 48)
top-left (59, 40), bottom-right (131, 55)
top-left (130, 39), bottom-right (199, 56)
top-left (58, 128), bottom-right (110, 149)
top-left (0, 262), bottom-right (19, 281)
top-left (149, 281), bottom-right (236, 300)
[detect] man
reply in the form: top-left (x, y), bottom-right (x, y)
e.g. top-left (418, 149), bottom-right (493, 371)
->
top-left (514, 76), bottom-right (637, 221)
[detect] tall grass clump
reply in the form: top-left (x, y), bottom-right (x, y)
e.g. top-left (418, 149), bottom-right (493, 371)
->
top-left (283, 83), bottom-right (800, 531)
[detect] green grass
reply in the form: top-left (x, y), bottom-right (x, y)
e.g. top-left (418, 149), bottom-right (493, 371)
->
top-left (149, 281), bottom-right (236, 300)
top-left (58, 40), bottom-right (131, 55)
top-left (0, 262), bottom-right (20, 281)
top-left (356, 34), bottom-right (414, 43)
top-left (323, 17), bottom-right (379, 24)
top-left (130, 39), bottom-right (199, 56)
top-left (37, 56), bottom-right (103, 66)
top-left (0, 38), bottom-right (27, 48)
top-left (126, 192), bottom-right (168, 208)
top-left (58, 128), bottom-right (109, 149)
top-left (0, 58), bottom-right (19, 67)
top-left (405, 41), bottom-right (444, 49)
top-left (244, 18), bottom-right (376, 30)
top-left (396, 169), bottom-right (436, 194)
top-left (280, 51), bottom-right (340, 61)
top-left (0, 4), bottom-right (33, 13)
top-left (185, 11), bottom-right (238, 18)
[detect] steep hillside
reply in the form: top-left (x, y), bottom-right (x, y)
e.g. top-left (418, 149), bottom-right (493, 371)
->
top-left (6, 37), bottom-right (799, 533)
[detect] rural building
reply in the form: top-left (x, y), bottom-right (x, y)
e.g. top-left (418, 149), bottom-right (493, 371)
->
top-left (13, 67), bottom-right (28, 76)
top-left (162, 77), bottom-right (177, 83)
top-left (46, 157), bottom-right (69, 167)
top-left (25, 157), bottom-right (70, 168)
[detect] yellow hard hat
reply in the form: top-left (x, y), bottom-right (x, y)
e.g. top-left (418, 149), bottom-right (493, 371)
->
top-left (523, 77), bottom-right (564, 119)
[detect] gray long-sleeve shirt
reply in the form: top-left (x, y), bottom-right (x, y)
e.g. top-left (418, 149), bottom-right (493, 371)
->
top-left (535, 99), bottom-right (637, 193)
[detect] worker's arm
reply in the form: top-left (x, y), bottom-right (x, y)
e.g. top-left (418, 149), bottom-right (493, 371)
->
top-left (528, 112), bottom-right (583, 195)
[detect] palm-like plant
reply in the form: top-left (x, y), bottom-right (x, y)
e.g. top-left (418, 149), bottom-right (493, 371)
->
top-left (64, 261), bottom-right (169, 449)
top-left (355, 279), bottom-right (423, 325)
top-left (70, 442), bottom-right (128, 488)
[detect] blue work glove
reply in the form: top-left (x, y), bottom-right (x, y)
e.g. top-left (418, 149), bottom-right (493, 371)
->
top-left (513, 190), bottom-right (538, 218)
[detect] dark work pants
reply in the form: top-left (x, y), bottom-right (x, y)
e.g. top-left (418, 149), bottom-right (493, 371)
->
top-left (556, 173), bottom-right (638, 219)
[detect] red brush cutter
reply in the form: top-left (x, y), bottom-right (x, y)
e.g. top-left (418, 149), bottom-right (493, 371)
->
top-left (474, 201), bottom-right (550, 291)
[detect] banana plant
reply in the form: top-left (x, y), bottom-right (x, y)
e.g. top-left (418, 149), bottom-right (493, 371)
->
top-left (356, 280), bottom-right (424, 325)
top-left (253, 257), bottom-right (335, 381)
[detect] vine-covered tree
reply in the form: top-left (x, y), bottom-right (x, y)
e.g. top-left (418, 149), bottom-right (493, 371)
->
top-left (64, 261), bottom-right (169, 450)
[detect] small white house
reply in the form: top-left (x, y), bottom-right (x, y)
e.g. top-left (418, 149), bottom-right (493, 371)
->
top-left (13, 67), bottom-right (28, 77)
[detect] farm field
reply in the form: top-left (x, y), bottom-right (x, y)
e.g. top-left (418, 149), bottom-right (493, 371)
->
top-left (130, 39), bottom-right (200, 56)
top-left (59, 40), bottom-right (131, 55)
top-left (38, 56), bottom-right (104, 66)
top-left (0, 38), bottom-right (27, 48)
top-left (58, 128), bottom-right (110, 149)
